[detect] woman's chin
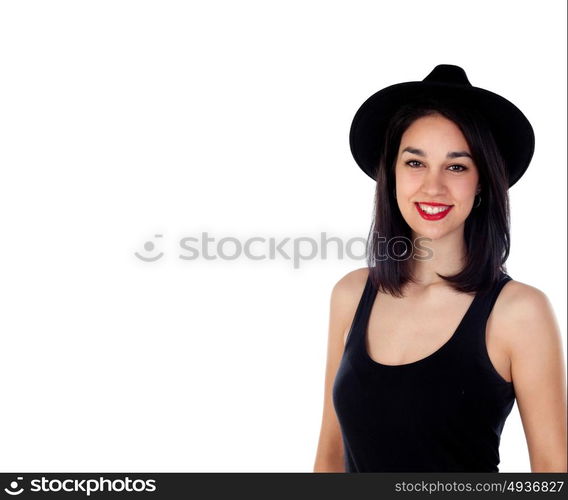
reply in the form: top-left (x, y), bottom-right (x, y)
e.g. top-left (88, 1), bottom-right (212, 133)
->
top-left (413, 221), bottom-right (465, 241)
top-left (409, 224), bottom-right (451, 241)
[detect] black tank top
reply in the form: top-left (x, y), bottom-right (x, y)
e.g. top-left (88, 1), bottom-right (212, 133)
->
top-left (332, 270), bottom-right (515, 472)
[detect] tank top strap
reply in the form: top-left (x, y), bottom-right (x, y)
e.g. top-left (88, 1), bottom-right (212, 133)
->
top-left (456, 270), bottom-right (513, 363)
top-left (344, 274), bottom-right (376, 351)
top-left (468, 271), bottom-right (512, 326)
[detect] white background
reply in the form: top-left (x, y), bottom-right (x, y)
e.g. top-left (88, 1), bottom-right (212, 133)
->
top-left (0, 0), bottom-right (565, 472)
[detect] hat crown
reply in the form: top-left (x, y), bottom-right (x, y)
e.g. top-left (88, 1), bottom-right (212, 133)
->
top-left (423, 64), bottom-right (471, 86)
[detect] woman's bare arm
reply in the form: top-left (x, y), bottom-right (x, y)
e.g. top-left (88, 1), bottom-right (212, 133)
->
top-left (313, 268), bottom-right (368, 472)
top-left (506, 284), bottom-right (567, 472)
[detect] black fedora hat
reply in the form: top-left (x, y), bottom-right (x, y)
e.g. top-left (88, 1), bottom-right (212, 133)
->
top-left (349, 64), bottom-right (535, 188)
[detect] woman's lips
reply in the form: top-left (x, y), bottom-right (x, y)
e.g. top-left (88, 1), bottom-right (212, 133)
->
top-left (415, 202), bottom-right (453, 220)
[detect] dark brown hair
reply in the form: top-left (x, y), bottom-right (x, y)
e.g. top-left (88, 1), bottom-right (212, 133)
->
top-left (366, 97), bottom-right (510, 297)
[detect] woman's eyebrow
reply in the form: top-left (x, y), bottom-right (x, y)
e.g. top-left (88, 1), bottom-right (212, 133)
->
top-left (401, 146), bottom-right (472, 159)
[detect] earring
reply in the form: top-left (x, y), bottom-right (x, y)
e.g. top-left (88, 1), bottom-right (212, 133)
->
top-left (474, 193), bottom-right (482, 208)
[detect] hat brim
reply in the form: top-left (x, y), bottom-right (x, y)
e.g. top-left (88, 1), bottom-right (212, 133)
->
top-left (349, 81), bottom-right (535, 188)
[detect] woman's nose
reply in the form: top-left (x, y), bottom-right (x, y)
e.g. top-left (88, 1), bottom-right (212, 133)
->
top-left (421, 171), bottom-right (446, 194)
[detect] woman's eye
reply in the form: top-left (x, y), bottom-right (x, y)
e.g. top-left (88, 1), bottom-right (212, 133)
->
top-left (448, 165), bottom-right (467, 172)
top-left (406, 160), bottom-right (422, 168)
top-left (405, 160), bottom-right (467, 172)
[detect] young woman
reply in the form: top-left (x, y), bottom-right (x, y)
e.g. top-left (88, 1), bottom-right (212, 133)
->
top-left (313, 65), bottom-right (567, 472)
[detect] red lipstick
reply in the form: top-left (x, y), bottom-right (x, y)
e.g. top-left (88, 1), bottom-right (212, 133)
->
top-left (415, 202), bottom-right (453, 221)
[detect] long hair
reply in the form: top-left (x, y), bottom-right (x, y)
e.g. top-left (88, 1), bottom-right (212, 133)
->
top-left (367, 97), bottom-right (510, 297)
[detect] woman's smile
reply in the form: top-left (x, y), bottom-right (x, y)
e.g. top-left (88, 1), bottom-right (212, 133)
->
top-left (415, 202), bottom-right (454, 220)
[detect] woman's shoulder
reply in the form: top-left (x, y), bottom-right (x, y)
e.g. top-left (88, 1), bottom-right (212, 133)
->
top-left (495, 277), bottom-right (560, 355)
top-left (329, 267), bottom-right (369, 317)
top-left (332, 266), bottom-right (369, 298)
top-left (499, 278), bottom-right (552, 313)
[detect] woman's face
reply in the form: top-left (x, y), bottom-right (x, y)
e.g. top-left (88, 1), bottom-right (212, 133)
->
top-left (394, 113), bottom-right (480, 241)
